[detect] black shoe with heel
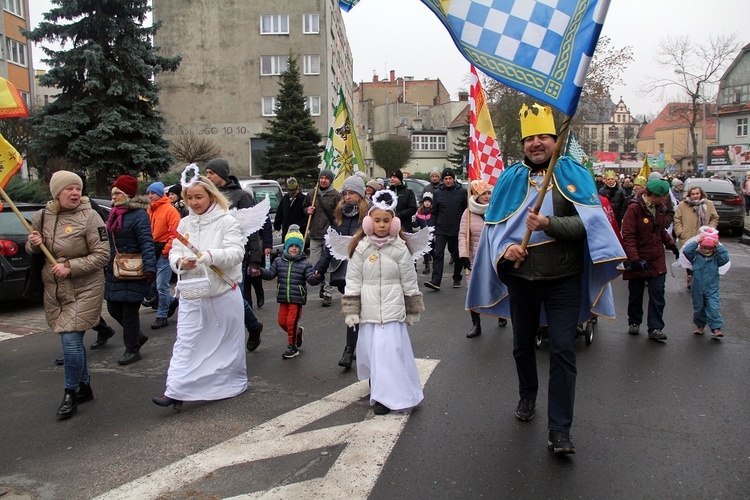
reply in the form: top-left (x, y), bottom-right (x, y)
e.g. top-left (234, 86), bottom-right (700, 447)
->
top-left (152, 395), bottom-right (183, 411)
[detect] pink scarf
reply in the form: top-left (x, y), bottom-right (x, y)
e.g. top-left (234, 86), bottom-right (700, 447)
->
top-left (105, 205), bottom-right (129, 233)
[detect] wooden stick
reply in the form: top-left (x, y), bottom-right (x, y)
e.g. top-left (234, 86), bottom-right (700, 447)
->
top-left (302, 178), bottom-right (321, 244)
top-left (465, 181), bottom-right (472, 276)
top-left (513, 115), bottom-right (572, 269)
top-left (0, 186), bottom-right (58, 265)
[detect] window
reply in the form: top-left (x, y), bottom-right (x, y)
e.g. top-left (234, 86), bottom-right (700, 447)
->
top-left (303, 55), bottom-right (320, 75)
top-left (5, 38), bottom-right (26, 66)
top-left (4, 0), bottom-right (22, 17)
top-left (260, 14), bottom-right (289, 34)
top-left (260, 56), bottom-right (288, 76)
top-left (411, 134), bottom-right (446, 151)
top-left (659, 143), bottom-right (665, 153)
top-left (262, 97), bottom-right (277, 117)
top-left (305, 96), bottom-right (321, 116)
top-left (19, 90), bottom-right (28, 107)
top-left (608, 127), bottom-right (618, 139)
top-left (303, 14), bottom-right (319, 34)
top-left (737, 118), bottom-right (748, 137)
top-left (591, 128), bottom-right (597, 140)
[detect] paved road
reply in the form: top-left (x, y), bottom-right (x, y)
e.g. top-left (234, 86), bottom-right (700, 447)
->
top-left (1, 239), bottom-right (749, 499)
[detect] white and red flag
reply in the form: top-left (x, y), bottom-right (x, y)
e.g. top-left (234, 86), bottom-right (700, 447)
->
top-left (468, 65), bottom-right (503, 184)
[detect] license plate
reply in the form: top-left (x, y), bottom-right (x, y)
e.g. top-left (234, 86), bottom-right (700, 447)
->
top-left (713, 200), bottom-right (722, 205)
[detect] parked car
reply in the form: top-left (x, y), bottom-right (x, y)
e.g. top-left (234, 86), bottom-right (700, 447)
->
top-left (383, 177), bottom-right (430, 202)
top-left (0, 203), bottom-right (45, 301)
top-left (683, 177), bottom-right (745, 235)
top-left (239, 179), bottom-right (284, 256)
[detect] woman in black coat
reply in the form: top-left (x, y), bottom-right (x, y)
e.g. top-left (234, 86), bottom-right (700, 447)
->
top-left (99, 175), bottom-right (156, 365)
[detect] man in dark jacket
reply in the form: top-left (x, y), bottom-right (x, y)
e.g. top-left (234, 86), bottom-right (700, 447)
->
top-left (425, 168), bottom-right (467, 290)
top-left (388, 169), bottom-right (417, 233)
top-left (205, 157), bottom-right (265, 351)
top-left (599, 170), bottom-right (626, 224)
top-left (274, 177), bottom-right (307, 241)
top-left (423, 167), bottom-right (442, 196)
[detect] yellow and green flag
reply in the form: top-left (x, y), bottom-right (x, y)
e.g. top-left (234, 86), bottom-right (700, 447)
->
top-left (0, 133), bottom-right (23, 190)
top-left (320, 87), bottom-right (364, 190)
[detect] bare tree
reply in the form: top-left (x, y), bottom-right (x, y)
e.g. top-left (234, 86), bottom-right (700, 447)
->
top-left (642, 34), bottom-right (741, 170)
top-left (169, 131), bottom-right (223, 166)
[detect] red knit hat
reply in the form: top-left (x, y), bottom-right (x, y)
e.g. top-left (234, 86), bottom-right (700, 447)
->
top-left (112, 175), bottom-right (138, 198)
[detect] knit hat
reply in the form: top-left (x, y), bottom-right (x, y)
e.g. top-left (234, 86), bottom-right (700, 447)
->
top-left (442, 167), bottom-right (456, 180)
top-left (390, 169), bottom-right (404, 183)
top-left (112, 175), bottom-right (138, 198)
top-left (700, 234), bottom-right (719, 248)
top-left (284, 224), bottom-right (304, 251)
top-left (49, 170), bottom-right (83, 199)
top-left (646, 179), bottom-right (670, 196)
top-left (634, 175), bottom-right (647, 187)
top-left (147, 181), bottom-right (165, 197)
top-left (671, 178), bottom-right (684, 188)
top-left (648, 171), bottom-right (663, 181)
top-left (205, 158), bottom-right (231, 182)
top-left (421, 191), bottom-right (433, 202)
top-left (167, 184), bottom-right (183, 199)
top-left (340, 175), bottom-right (366, 198)
top-left (320, 169), bottom-right (335, 183)
top-left (286, 177), bottom-right (298, 190)
top-left (366, 179), bottom-right (380, 192)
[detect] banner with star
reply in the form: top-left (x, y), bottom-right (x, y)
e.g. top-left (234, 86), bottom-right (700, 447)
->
top-left (320, 86), bottom-right (364, 190)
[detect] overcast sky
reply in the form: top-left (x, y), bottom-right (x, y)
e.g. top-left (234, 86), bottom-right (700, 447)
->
top-left (29, 0), bottom-right (748, 117)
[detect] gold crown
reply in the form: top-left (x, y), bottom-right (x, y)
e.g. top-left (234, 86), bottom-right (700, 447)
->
top-left (604, 169), bottom-right (617, 179)
top-left (519, 103), bottom-right (556, 139)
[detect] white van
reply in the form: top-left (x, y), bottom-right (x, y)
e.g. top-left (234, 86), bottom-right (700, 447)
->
top-left (238, 179), bottom-right (284, 256)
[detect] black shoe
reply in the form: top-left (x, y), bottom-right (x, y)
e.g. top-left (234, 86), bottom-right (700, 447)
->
top-left (246, 322), bottom-right (263, 352)
top-left (319, 287), bottom-right (325, 299)
top-left (118, 352), bottom-right (142, 365)
top-left (167, 298), bottom-right (179, 318)
top-left (151, 317), bottom-right (169, 329)
top-left (548, 430), bottom-right (576, 454)
top-left (498, 318), bottom-right (508, 328)
top-left (256, 296), bottom-right (264, 309)
top-left (282, 345), bottom-right (300, 359)
top-left (138, 334), bottom-right (149, 347)
top-left (466, 323), bottom-right (481, 338)
top-left (338, 346), bottom-right (355, 369)
top-left (142, 297), bottom-right (158, 308)
top-left (373, 402), bottom-right (391, 415)
top-left (322, 295), bottom-right (332, 307)
top-left (152, 395), bottom-right (183, 411)
top-left (296, 326), bottom-right (304, 348)
top-left (90, 327), bottom-right (116, 350)
top-left (648, 329), bottom-right (667, 341)
top-left (422, 266), bottom-right (430, 274)
top-left (515, 398), bottom-right (535, 421)
top-left (75, 381), bottom-right (94, 404)
top-left (424, 281), bottom-right (440, 291)
top-left (54, 356), bottom-right (64, 366)
top-left (56, 389), bottom-right (77, 419)
top-left (628, 323), bottom-right (640, 335)
top-left (452, 279), bottom-right (461, 288)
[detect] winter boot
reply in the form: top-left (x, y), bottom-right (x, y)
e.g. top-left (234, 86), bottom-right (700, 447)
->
top-left (75, 381), bottom-right (94, 404)
top-left (56, 388), bottom-right (77, 419)
top-left (338, 346), bottom-right (355, 369)
top-left (467, 311), bottom-right (482, 338)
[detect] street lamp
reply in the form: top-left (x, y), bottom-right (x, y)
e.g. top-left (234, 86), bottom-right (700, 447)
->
top-left (674, 69), bottom-right (708, 172)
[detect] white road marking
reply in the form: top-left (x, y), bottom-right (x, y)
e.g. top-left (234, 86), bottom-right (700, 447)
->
top-left (0, 332), bottom-right (22, 342)
top-left (95, 358), bottom-right (439, 500)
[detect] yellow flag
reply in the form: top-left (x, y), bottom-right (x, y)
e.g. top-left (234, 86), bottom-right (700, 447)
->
top-left (0, 133), bottom-right (23, 190)
top-left (0, 77), bottom-right (29, 118)
top-left (637, 153), bottom-right (651, 180)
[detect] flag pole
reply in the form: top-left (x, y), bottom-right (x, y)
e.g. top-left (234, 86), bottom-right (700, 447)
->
top-left (513, 114), bottom-right (572, 269)
top-left (302, 178), bottom-right (321, 244)
top-left (0, 186), bottom-right (58, 265)
top-left (465, 181), bottom-right (471, 277)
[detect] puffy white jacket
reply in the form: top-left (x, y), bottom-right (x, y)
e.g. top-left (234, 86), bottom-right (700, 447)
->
top-left (344, 236), bottom-right (422, 325)
top-left (169, 204), bottom-right (245, 298)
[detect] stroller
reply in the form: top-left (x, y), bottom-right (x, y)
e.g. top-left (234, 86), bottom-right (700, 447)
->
top-left (535, 317), bottom-right (596, 349)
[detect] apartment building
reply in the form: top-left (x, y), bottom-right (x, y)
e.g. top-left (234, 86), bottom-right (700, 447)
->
top-left (153, 0), bottom-right (353, 176)
top-left (1, 0), bottom-right (33, 107)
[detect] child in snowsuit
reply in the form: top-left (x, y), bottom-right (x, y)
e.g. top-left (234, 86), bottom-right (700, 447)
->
top-left (254, 225), bottom-right (321, 358)
top-left (682, 229), bottom-right (730, 338)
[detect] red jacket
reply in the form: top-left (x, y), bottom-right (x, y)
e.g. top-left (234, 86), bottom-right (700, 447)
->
top-left (621, 194), bottom-right (674, 280)
top-left (147, 196), bottom-right (181, 257)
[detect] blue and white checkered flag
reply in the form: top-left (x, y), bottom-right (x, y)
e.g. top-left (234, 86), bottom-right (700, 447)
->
top-left (340, 0), bottom-right (610, 116)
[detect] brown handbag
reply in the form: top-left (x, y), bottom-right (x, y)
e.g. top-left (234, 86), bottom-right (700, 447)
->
top-left (112, 233), bottom-right (145, 280)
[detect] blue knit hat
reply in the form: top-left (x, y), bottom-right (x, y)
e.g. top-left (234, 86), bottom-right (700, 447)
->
top-left (147, 181), bottom-right (165, 197)
top-left (284, 224), bottom-right (304, 252)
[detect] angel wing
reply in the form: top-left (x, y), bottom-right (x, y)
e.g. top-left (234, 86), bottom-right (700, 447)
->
top-left (324, 226), bottom-right (354, 261)
top-left (403, 226), bottom-right (434, 261)
top-left (229, 194), bottom-right (270, 237)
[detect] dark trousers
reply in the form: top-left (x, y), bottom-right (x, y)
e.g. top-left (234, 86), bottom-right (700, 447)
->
top-left (505, 274), bottom-right (580, 433)
top-left (431, 233), bottom-right (460, 285)
top-left (244, 274), bottom-right (265, 307)
top-left (627, 274), bottom-right (666, 332)
top-left (106, 301), bottom-right (144, 353)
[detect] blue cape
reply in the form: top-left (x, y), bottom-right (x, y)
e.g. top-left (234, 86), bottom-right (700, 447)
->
top-left (466, 158), bottom-right (625, 324)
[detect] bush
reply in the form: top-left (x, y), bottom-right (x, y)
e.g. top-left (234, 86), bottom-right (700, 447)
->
top-left (4, 176), bottom-right (49, 203)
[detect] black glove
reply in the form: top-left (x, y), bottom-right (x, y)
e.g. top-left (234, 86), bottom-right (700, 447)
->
top-left (459, 257), bottom-right (472, 271)
top-left (144, 272), bottom-right (156, 285)
top-left (628, 260), bottom-right (645, 272)
top-left (667, 245), bottom-right (680, 259)
top-left (638, 260), bottom-right (649, 272)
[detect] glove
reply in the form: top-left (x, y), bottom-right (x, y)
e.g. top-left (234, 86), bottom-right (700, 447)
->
top-left (638, 260), bottom-right (649, 272)
top-left (144, 272), bottom-right (156, 285)
top-left (197, 250), bottom-right (213, 266)
top-left (667, 245), bottom-right (680, 259)
top-left (344, 314), bottom-right (360, 328)
top-left (405, 313), bottom-right (420, 326)
top-left (628, 260), bottom-right (643, 272)
top-left (459, 257), bottom-right (472, 271)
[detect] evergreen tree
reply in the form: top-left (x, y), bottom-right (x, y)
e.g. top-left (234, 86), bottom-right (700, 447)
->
top-left (446, 124), bottom-right (469, 174)
top-left (257, 56), bottom-right (323, 180)
top-left (24, 0), bottom-right (181, 194)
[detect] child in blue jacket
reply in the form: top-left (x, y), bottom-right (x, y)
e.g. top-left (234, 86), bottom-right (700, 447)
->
top-left (253, 225), bottom-right (320, 358)
top-left (682, 230), bottom-right (730, 338)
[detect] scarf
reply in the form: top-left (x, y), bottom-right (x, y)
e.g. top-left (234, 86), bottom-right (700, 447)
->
top-left (341, 202), bottom-right (360, 219)
top-left (686, 198), bottom-right (708, 227)
top-left (106, 205), bottom-right (129, 233)
top-left (368, 234), bottom-right (393, 248)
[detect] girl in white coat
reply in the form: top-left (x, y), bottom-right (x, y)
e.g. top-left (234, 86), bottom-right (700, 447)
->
top-left (342, 191), bottom-right (425, 415)
top-left (153, 168), bottom-right (247, 410)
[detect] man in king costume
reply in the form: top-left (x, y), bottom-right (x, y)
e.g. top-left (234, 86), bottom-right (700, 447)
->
top-left (466, 104), bottom-right (625, 454)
